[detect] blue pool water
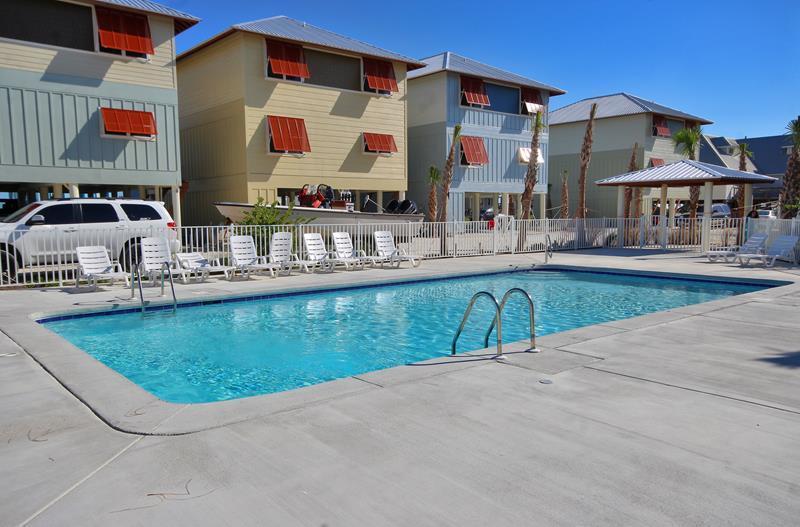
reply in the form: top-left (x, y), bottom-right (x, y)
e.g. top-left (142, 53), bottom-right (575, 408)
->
top-left (43, 270), bottom-right (765, 403)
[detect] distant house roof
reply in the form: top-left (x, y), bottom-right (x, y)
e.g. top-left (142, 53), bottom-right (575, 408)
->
top-left (95, 0), bottom-right (199, 34)
top-left (735, 134), bottom-right (793, 176)
top-left (407, 52), bottom-right (566, 95)
top-left (549, 93), bottom-right (712, 126)
top-left (699, 135), bottom-right (758, 172)
top-left (178, 15), bottom-right (425, 68)
top-left (596, 160), bottom-right (776, 188)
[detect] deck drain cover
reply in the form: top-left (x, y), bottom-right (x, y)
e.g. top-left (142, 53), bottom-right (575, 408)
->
top-left (539, 379), bottom-right (553, 385)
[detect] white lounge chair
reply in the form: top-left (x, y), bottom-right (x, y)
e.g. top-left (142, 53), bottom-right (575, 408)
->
top-left (374, 231), bottom-right (421, 268)
top-left (302, 233), bottom-right (337, 272)
top-left (706, 232), bottom-right (768, 263)
top-left (75, 246), bottom-right (129, 290)
top-left (738, 235), bottom-right (799, 268)
top-left (331, 232), bottom-right (372, 270)
top-left (174, 252), bottom-right (234, 283)
top-left (269, 231), bottom-right (315, 274)
top-left (229, 235), bottom-right (282, 278)
top-left (140, 237), bottom-right (177, 292)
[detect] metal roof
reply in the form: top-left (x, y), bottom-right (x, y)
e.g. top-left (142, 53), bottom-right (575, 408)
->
top-left (94, 0), bottom-right (199, 34)
top-left (549, 93), bottom-right (712, 125)
top-left (407, 52), bottom-right (566, 95)
top-left (596, 160), bottom-right (777, 187)
top-left (735, 134), bottom-right (793, 176)
top-left (179, 16), bottom-right (423, 67)
top-left (699, 135), bottom-right (758, 172)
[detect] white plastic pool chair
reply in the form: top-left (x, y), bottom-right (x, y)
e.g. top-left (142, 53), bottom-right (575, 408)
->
top-left (174, 252), bottom-right (234, 283)
top-left (269, 231), bottom-right (313, 274)
top-left (75, 246), bottom-right (129, 290)
top-left (140, 237), bottom-right (177, 287)
top-left (738, 235), bottom-right (799, 268)
top-left (302, 233), bottom-right (337, 273)
top-left (229, 235), bottom-right (282, 279)
top-left (706, 232), bottom-right (768, 263)
top-left (331, 232), bottom-right (373, 270)
top-left (373, 231), bottom-right (421, 268)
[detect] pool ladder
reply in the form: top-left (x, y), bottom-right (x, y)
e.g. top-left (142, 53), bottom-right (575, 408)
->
top-left (129, 262), bottom-right (177, 315)
top-left (451, 288), bottom-right (540, 360)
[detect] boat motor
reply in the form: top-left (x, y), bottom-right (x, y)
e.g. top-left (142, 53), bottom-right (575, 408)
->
top-left (385, 200), bottom-right (400, 213)
top-left (397, 200), bottom-right (418, 215)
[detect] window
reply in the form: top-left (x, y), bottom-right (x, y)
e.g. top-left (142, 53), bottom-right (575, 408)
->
top-left (460, 136), bottom-right (489, 167)
top-left (460, 76), bottom-right (490, 107)
top-left (483, 82), bottom-right (519, 114)
top-left (268, 116), bottom-right (311, 154)
top-left (304, 49), bottom-right (361, 91)
top-left (80, 204), bottom-right (119, 223)
top-left (30, 204), bottom-right (77, 225)
top-left (95, 7), bottom-right (152, 58)
top-left (100, 108), bottom-right (157, 140)
top-left (363, 133), bottom-right (397, 155)
top-left (518, 147), bottom-right (544, 165)
top-left (121, 204), bottom-right (162, 221)
top-left (653, 116), bottom-right (671, 137)
top-left (363, 59), bottom-right (398, 94)
top-left (266, 39), bottom-right (310, 81)
top-left (0, 0), bottom-right (94, 52)
top-left (650, 158), bottom-right (665, 167)
top-left (521, 88), bottom-right (544, 115)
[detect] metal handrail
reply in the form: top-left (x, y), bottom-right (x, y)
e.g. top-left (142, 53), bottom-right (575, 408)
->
top-left (129, 263), bottom-right (147, 314)
top-left (545, 234), bottom-right (553, 263)
top-left (483, 288), bottom-right (540, 353)
top-left (451, 291), bottom-right (504, 360)
top-left (128, 261), bottom-right (177, 315)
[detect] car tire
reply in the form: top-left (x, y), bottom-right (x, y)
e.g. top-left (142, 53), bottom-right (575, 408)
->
top-left (119, 239), bottom-right (142, 272)
top-left (0, 246), bottom-right (20, 285)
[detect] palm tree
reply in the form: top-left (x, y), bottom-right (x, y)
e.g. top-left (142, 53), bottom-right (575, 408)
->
top-left (624, 142), bottom-right (638, 218)
top-left (520, 112), bottom-right (543, 219)
top-left (672, 125), bottom-right (703, 218)
top-left (426, 166), bottom-right (441, 222)
top-left (560, 170), bottom-right (570, 219)
top-left (576, 103), bottom-right (598, 219)
top-left (779, 116), bottom-right (800, 218)
top-left (437, 124), bottom-right (461, 222)
top-left (730, 142), bottom-right (753, 217)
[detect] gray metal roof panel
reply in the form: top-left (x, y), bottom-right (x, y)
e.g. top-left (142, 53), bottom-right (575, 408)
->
top-left (596, 160), bottom-right (776, 186)
top-left (408, 52), bottom-right (566, 95)
top-left (95, 0), bottom-right (199, 33)
top-left (549, 93), bottom-right (711, 125)
top-left (700, 135), bottom-right (758, 172)
top-left (231, 16), bottom-right (425, 67)
top-left (736, 134), bottom-right (793, 175)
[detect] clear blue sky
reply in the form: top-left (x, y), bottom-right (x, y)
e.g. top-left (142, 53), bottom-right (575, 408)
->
top-left (167, 0), bottom-right (799, 138)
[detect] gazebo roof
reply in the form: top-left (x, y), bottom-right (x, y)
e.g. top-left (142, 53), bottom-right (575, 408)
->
top-left (596, 160), bottom-right (778, 188)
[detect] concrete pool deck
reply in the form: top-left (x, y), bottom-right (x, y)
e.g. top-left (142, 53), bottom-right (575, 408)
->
top-left (2, 249), bottom-right (800, 525)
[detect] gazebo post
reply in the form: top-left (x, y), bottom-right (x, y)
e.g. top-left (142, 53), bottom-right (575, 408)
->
top-left (743, 184), bottom-right (753, 214)
top-left (701, 182), bottom-right (714, 252)
top-left (616, 186), bottom-right (626, 248)
top-left (659, 184), bottom-right (668, 248)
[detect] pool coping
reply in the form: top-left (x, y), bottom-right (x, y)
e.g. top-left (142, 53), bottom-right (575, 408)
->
top-left (4, 261), bottom-right (796, 436)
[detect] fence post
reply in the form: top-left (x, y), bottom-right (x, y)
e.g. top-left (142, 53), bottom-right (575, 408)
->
top-left (617, 217), bottom-right (624, 249)
top-left (638, 215), bottom-right (645, 248)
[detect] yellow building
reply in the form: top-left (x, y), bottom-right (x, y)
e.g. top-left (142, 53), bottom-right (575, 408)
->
top-left (176, 16), bottom-right (424, 224)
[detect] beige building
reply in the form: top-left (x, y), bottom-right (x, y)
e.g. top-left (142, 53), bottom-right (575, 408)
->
top-left (176, 16), bottom-right (424, 224)
top-left (548, 93), bottom-right (724, 218)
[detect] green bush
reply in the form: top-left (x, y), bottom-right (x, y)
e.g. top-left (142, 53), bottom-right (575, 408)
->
top-left (239, 198), bottom-right (313, 226)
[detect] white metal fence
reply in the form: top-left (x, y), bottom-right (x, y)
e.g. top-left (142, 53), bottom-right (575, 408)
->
top-left (1, 217), bottom-right (797, 288)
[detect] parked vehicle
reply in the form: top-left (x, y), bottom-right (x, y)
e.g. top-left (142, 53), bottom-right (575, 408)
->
top-left (0, 199), bottom-right (176, 282)
top-left (677, 203), bottom-right (731, 219)
top-left (757, 209), bottom-right (777, 219)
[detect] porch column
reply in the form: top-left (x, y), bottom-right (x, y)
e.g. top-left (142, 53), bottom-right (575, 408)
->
top-left (376, 191), bottom-right (384, 212)
top-left (539, 193), bottom-right (547, 219)
top-left (701, 182), bottom-right (714, 252)
top-left (39, 186), bottom-right (50, 201)
top-left (170, 185), bottom-right (182, 228)
top-left (659, 184), bottom-right (668, 248)
top-left (398, 191), bottom-right (406, 201)
top-left (68, 184), bottom-right (79, 198)
top-left (616, 186), bottom-right (625, 218)
top-left (515, 194), bottom-right (522, 219)
top-left (743, 184), bottom-right (753, 213)
top-left (138, 185), bottom-right (148, 200)
top-left (502, 193), bottom-right (510, 215)
top-left (52, 185), bottom-right (64, 199)
top-left (472, 193), bottom-right (480, 221)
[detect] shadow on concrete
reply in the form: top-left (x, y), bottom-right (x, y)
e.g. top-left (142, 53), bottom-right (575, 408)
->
top-left (756, 351), bottom-right (800, 369)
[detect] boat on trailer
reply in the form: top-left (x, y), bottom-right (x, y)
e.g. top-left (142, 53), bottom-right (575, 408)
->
top-left (214, 201), bottom-right (425, 225)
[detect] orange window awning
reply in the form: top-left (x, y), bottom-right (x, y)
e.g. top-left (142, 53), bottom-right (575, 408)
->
top-left (363, 132), bottom-right (398, 153)
top-left (460, 136), bottom-right (489, 165)
top-left (268, 116), bottom-right (311, 153)
top-left (460, 76), bottom-right (490, 106)
top-left (95, 7), bottom-right (154, 55)
top-left (521, 88), bottom-right (542, 105)
top-left (650, 158), bottom-right (665, 167)
top-left (266, 40), bottom-right (310, 78)
top-left (100, 108), bottom-right (157, 136)
top-left (363, 59), bottom-right (398, 92)
top-left (653, 116), bottom-right (671, 137)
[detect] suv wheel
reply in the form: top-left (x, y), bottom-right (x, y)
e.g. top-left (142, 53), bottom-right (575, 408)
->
top-left (0, 247), bottom-right (20, 285)
top-left (119, 239), bottom-right (142, 272)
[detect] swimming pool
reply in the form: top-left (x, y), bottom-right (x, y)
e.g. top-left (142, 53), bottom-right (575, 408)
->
top-left (42, 270), bottom-right (765, 403)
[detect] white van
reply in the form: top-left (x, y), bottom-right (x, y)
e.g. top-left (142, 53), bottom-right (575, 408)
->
top-left (0, 199), bottom-right (176, 280)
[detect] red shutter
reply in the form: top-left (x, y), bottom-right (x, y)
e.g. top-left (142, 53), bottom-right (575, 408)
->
top-left (521, 88), bottom-right (542, 105)
top-left (363, 59), bottom-right (398, 92)
top-left (101, 108), bottom-right (157, 136)
top-left (96, 8), bottom-right (154, 55)
top-left (653, 116), bottom-right (671, 137)
top-left (268, 116), bottom-right (311, 153)
top-left (650, 158), bottom-right (665, 167)
top-left (363, 133), bottom-right (398, 153)
top-left (266, 40), bottom-right (310, 78)
top-left (460, 76), bottom-right (490, 106)
top-left (460, 136), bottom-right (489, 165)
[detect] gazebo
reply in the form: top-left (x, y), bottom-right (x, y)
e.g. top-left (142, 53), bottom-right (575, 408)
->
top-left (596, 160), bottom-right (778, 250)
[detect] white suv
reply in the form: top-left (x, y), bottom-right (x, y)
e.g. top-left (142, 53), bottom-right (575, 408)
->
top-left (0, 199), bottom-right (176, 282)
